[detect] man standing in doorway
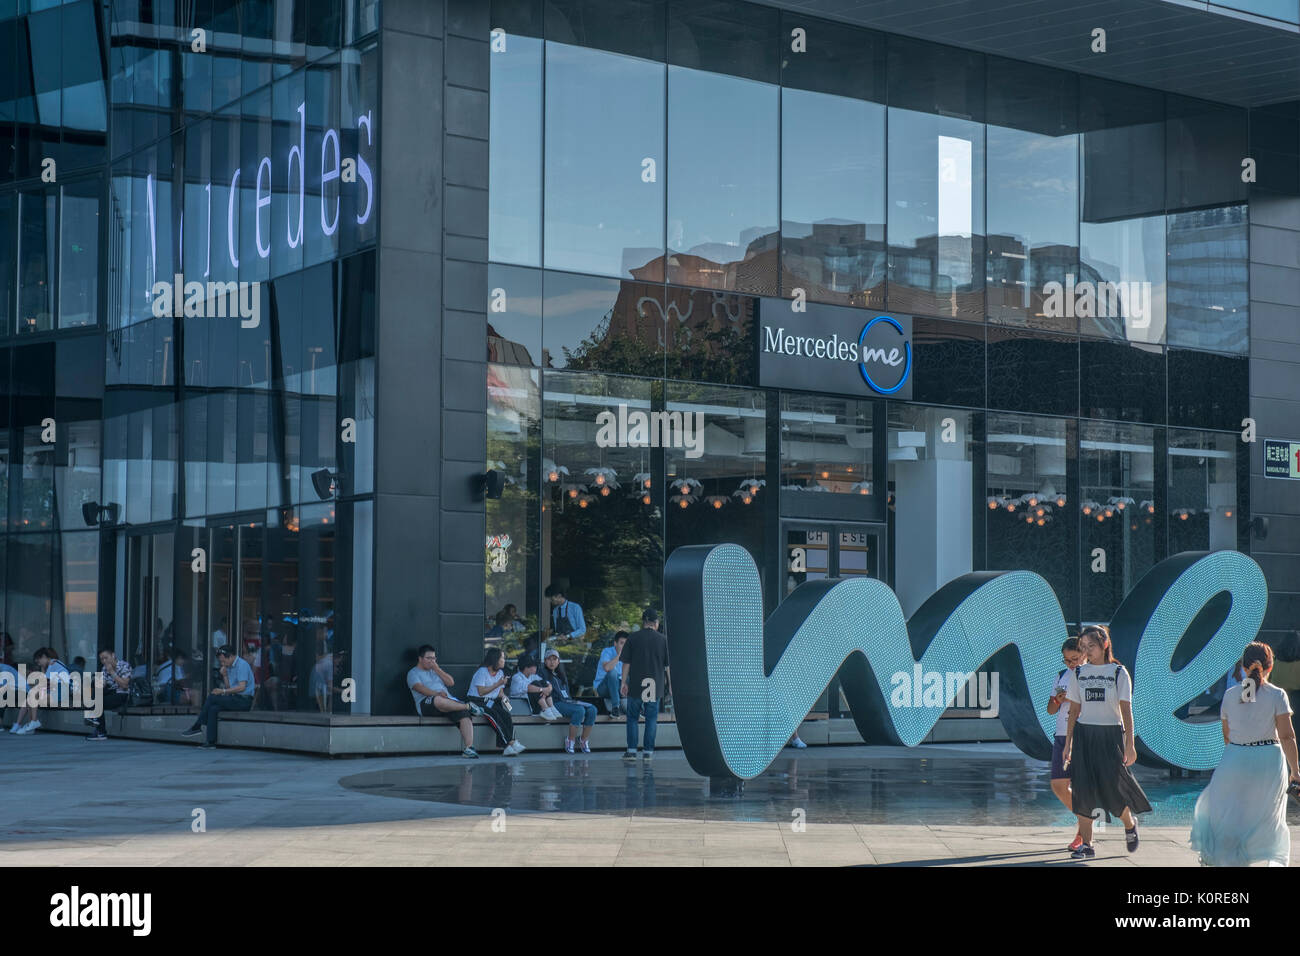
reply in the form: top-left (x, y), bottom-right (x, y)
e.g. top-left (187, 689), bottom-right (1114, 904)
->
top-left (621, 608), bottom-right (669, 763)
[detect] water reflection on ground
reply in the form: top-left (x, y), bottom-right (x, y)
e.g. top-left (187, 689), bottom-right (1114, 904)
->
top-left (339, 749), bottom-right (1277, 827)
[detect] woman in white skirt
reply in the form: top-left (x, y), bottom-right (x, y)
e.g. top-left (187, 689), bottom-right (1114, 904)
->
top-left (1062, 625), bottom-right (1152, 859)
top-left (1190, 641), bottom-right (1299, 867)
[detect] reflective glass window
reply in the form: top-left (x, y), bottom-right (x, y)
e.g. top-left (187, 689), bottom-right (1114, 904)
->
top-left (544, 41), bottom-right (665, 279)
top-left (986, 413), bottom-right (1074, 620)
top-left (58, 179), bottom-right (100, 328)
top-left (542, 270), bottom-right (663, 377)
top-left (662, 286), bottom-right (755, 386)
top-left (542, 370), bottom-right (662, 687)
top-left (665, 380), bottom-right (768, 579)
top-left (0, 194), bottom-right (14, 334)
top-left (780, 16), bottom-right (885, 309)
top-left (18, 189), bottom-right (54, 334)
top-left (888, 405), bottom-right (974, 616)
top-left (486, 363), bottom-right (541, 646)
top-left (780, 393), bottom-right (875, 498)
top-left (1079, 77), bottom-right (1166, 344)
top-left (911, 316), bottom-right (984, 409)
top-left (986, 57), bottom-right (1078, 331)
top-left (887, 38), bottom-right (985, 321)
top-left (488, 11), bottom-right (542, 266)
top-left (1166, 205), bottom-right (1248, 354)
top-left (1079, 421), bottom-right (1156, 622)
top-left (1168, 429), bottom-right (1238, 555)
top-left (488, 264), bottom-right (542, 366)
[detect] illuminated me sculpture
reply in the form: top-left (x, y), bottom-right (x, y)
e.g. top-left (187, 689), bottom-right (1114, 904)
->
top-left (664, 545), bottom-right (1266, 780)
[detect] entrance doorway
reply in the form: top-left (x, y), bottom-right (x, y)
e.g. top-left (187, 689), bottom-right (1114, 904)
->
top-left (781, 521), bottom-right (885, 718)
top-left (782, 521), bottom-right (885, 596)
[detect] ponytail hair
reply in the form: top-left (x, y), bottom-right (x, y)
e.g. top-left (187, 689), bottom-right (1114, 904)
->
top-left (1079, 625), bottom-right (1117, 665)
top-left (1234, 641), bottom-right (1273, 693)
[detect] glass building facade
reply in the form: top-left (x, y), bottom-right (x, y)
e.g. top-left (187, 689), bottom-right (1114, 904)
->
top-left (0, 0), bottom-right (378, 713)
top-left (1, 0), bottom-right (1297, 727)
top-left (483, 0), bottom-right (1263, 698)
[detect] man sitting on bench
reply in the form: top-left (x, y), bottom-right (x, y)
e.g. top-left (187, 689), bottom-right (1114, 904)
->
top-left (180, 646), bottom-right (255, 748)
top-left (408, 645), bottom-right (483, 759)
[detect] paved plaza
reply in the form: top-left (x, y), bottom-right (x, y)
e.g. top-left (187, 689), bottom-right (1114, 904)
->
top-left (3, 734), bottom-right (1296, 867)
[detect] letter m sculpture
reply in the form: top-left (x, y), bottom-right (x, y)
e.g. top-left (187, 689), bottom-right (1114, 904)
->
top-left (665, 544), bottom-right (1265, 780)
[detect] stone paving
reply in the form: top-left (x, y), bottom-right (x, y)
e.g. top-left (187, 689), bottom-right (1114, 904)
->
top-left (2, 733), bottom-right (1294, 867)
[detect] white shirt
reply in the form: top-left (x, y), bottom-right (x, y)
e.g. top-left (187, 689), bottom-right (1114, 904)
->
top-left (1221, 681), bottom-right (1293, 745)
top-left (469, 667), bottom-right (504, 701)
top-left (510, 672), bottom-right (538, 699)
top-left (1052, 670), bottom-right (1072, 737)
top-left (1066, 663), bottom-right (1131, 726)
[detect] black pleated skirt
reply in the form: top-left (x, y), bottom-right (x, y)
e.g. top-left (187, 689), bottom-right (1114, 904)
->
top-left (1070, 722), bottom-right (1153, 818)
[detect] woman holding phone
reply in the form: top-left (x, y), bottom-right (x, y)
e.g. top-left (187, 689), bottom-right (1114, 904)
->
top-left (1190, 641), bottom-right (1299, 866)
top-left (1062, 625), bottom-right (1152, 859)
top-left (468, 647), bottom-right (526, 756)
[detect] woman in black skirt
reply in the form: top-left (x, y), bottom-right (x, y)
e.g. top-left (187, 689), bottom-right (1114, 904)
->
top-left (1062, 625), bottom-right (1152, 859)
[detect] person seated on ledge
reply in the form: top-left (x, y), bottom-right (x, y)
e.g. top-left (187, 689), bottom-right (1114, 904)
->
top-left (509, 652), bottom-right (561, 721)
top-left (84, 649), bottom-right (132, 740)
top-left (181, 646), bottom-right (255, 749)
top-left (408, 645), bottom-right (482, 759)
top-left (541, 648), bottom-right (597, 753)
top-left (595, 632), bottom-right (628, 718)
top-left (467, 648), bottom-right (526, 756)
top-left (10, 648), bottom-right (72, 736)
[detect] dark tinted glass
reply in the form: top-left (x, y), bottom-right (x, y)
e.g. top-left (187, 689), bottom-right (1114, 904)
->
top-left (779, 12), bottom-right (884, 102)
top-left (1167, 349), bottom-right (1248, 432)
top-left (668, 0), bottom-right (778, 83)
top-left (986, 327), bottom-right (1077, 417)
top-left (545, 0), bottom-right (666, 60)
top-left (911, 316), bottom-right (984, 409)
top-left (1079, 77), bottom-right (1164, 222)
top-left (1166, 95), bottom-right (1248, 212)
top-left (0, 194), bottom-right (13, 333)
top-left (1079, 340), bottom-right (1165, 424)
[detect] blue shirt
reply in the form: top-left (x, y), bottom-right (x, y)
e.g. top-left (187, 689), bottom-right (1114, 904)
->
top-left (551, 600), bottom-right (586, 640)
top-left (595, 646), bottom-right (622, 687)
top-left (225, 657), bottom-right (256, 696)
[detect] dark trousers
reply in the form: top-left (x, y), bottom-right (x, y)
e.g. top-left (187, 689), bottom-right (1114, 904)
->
top-left (87, 691), bottom-right (130, 735)
top-left (197, 694), bottom-right (253, 743)
top-left (468, 696), bottom-right (513, 749)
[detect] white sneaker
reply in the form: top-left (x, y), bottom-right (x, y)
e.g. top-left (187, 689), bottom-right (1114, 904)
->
top-left (503, 741), bottom-right (520, 756)
top-left (7, 723), bottom-right (22, 734)
top-left (27, 720), bottom-right (41, 733)
top-left (15, 722), bottom-right (35, 735)
top-left (790, 736), bottom-right (808, 749)
top-left (512, 741), bottom-right (527, 755)
top-left (544, 707), bottom-right (562, 721)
